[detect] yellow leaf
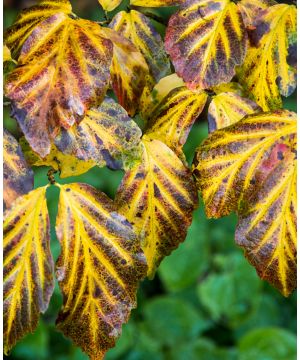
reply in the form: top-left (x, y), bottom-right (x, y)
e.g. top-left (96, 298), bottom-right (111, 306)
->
top-left (4, 130), bottom-right (34, 210)
top-left (208, 92), bottom-right (260, 133)
top-left (54, 98), bottom-right (142, 170)
top-left (4, 0), bottom-right (72, 58)
top-left (165, 0), bottom-right (247, 89)
top-left (20, 138), bottom-right (95, 178)
top-left (100, 28), bottom-right (149, 116)
top-left (236, 144), bottom-right (296, 296)
top-left (5, 13), bottom-right (113, 158)
top-left (110, 10), bottom-right (171, 82)
top-left (4, 186), bottom-right (54, 354)
top-left (237, 4), bottom-right (297, 110)
top-left (146, 86), bottom-right (207, 157)
top-left (3, 45), bottom-right (17, 64)
top-left (212, 81), bottom-right (245, 96)
top-left (55, 183), bottom-right (147, 359)
top-left (193, 110), bottom-right (296, 218)
top-left (98, 0), bottom-right (123, 11)
top-left (116, 136), bottom-right (198, 277)
top-left (130, 0), bottom-right (182, 6)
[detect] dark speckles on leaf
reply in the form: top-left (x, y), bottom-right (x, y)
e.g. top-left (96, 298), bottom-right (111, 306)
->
top-left (277, 151), bottom-right (284, 160)
top-left (153, 183), bottom-right (161, 198)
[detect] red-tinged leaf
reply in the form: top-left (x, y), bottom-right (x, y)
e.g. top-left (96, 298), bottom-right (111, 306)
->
top-left (193, 110), bottom-right (296, 218)
top-left (165, 0), bottom-right (247, 89)
top-left (5, 13), bottom-right (113, 157)
top-left (4, 0), bottom-right (72, 58)
top-left (100, 28), bottom-right (149, 116)
top-left (4, 186), bottom-right (54, 354)
top-left (236, 143), bottom-right (296, 296)
top-left (55, 183), bottom-right (147, 359)
top-left (4, 129), bottom-right (34, 211)
top-left (110, 10), bottom-right (171, 82)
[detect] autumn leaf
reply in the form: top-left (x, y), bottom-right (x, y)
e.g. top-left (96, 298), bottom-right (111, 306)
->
top-left (237, 3), bottom-right (297, 110)
top-left (4, 130), bottom-right (34, 210)
top-left (5, 13), bottom-right (113, 157)
top-left (208, 92), bottom-right (260, 133)
top-left (4, 186), bottom-right (54, 354)
top-left (20, 138), bottom-right (95, 178)
top-left (130, 0), bottom-right (182, 6)
top-left (54, 98), bottom-right (142, 171)
top-left (55, 183), bottom-right (147, 359)
top-left (100, 28), bottom-right (149, 116)
top-left (165, 0), bottom-right (247, 89)
top-left (4, 0), bottom-right (72, 58)
top-left (236, 142), bottom-right (296, 297)
top-left (193, 110), bottom-right (296, 218)
top-left (238, 0), bottom-right (277, 27)
top-left (145, 84), bottom-right (207, 157)
top-left (98, 0), bottom-right (123, 11)
top-left (110, 10), bottom-right (171, 82)
top-left (116, 136), bottom-right (198, 277)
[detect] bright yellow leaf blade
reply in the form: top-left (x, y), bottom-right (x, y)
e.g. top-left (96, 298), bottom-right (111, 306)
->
top-left (165, 0), bottom-right (247, 89)
top-left (4, 186), bottom-right (54, 354)
top-left (20, 138), bottom-right (95, 178)
top-left (55, 183), bottom-right (147, 359)
top-left (130, 0), bottom-right (181, 6)
top-left (116, 136), bottom-right (198, 277)
top-left (5, 13), bottom-right (113, 158)
top-left (208, 92), bottom-right (260, 133)
top-left (98, 0), bottom-right (122, 11)
top-left (236, 143), bottom-right (296, 297)
top-left (237, 4), bottom-right (297, 110)
top-left (110, 10), bottom-right (171, 82)
top-left (193, 110), bottom-right (296, 218)
top-left (54, 98), bottom-right (142, 171)
top-left (145, 86), bottom-right (207, 156)
top-left (4, 0), bottom-right (72, 58)
top-left (100, 28), bottom-right (149, 116)
top-left (4, 130), bottom-right (34, 210)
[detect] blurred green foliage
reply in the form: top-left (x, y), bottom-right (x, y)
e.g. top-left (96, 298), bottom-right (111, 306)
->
top-left (4, 1), bottom-right (296, 359)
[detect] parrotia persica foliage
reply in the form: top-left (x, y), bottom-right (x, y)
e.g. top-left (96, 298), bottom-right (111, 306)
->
top-left (3, 0), bottom-right (297, 358)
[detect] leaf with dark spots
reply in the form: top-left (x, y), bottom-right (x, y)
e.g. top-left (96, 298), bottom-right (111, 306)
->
top-left (165, 0), bottom-right (247, 89)
top-left (54, 98), bottom-right (142, 171)
top-left (110, 10), bottom-right (171, 83)
top-left (100, 28), bottom-right (149, 117)
top-left (5, 13), bottom-right (113, 157)
top-left (237, 3), bottom-right (297, 110)
top-left (193, 110), bottom-right (296, 295)
top-left (55, 183), bottom-right (147, 359)
top-left (4, 129), bottom-right (34, 211)
top-left (116, 136), bottom-right (198, 277)
top-left (4, 186), bottom-right (54, 354)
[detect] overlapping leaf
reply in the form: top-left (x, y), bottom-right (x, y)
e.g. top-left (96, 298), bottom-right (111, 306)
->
top-left (4, 0), bottom-right (72, 58)
top-left (4, 130), bottom-right (34, 210)
top-left (116, 136), bottom-right (198, 277)
top-left (130, 0), bottom-right (182, 6)
top-left (110, 10), bottom-right (171, 82)
top-left (238, 0), bottom-right (276, 27)
top-left (100, 28), bottom-right (149, 116)
top-left (145, 85), bottom-right (208, 156)
top-left (237, 4), bottom-right (297, 110)
top-left (4, 186), bottom-right (54, 354)
top-left (98, 0), bottom-right (123, 11)
top-left (165, 0), bottom-right (247, 89)
top-left (193, 110), bottom-right (296, 218)
top-left (208, 92), bottom-right (260, 133)
top-left (54, 98), bottom-right (142, 170)
top-left (236, 142), bottom-right (296, 296)
top-left (20, 138), bottom-right (95, 178)
top-left (5, 13), bottom-right (113, 157)
top-left (55, 183), bottom-right (147, 359)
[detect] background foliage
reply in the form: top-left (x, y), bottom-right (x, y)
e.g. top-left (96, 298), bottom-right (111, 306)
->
top-left (4, 0), bottom-right (297, 359)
